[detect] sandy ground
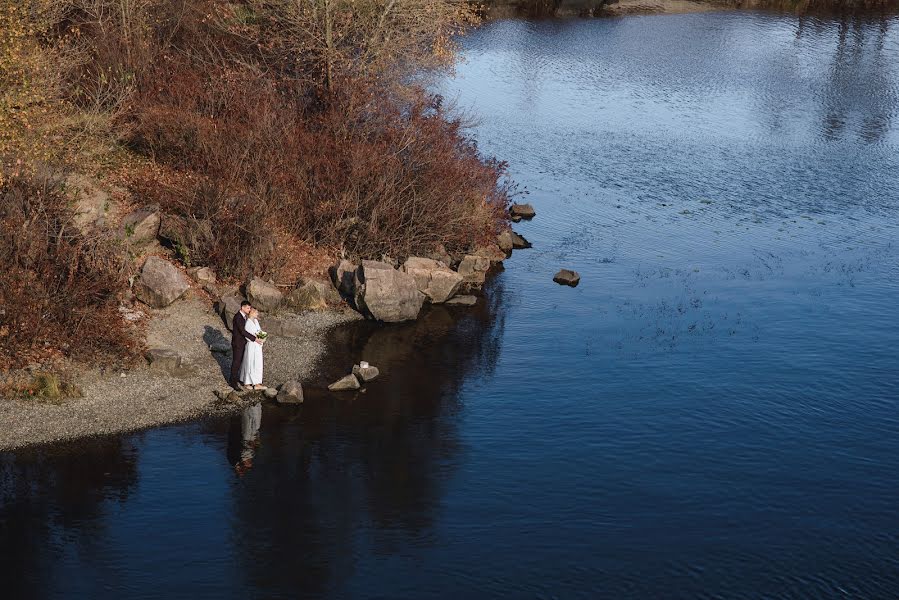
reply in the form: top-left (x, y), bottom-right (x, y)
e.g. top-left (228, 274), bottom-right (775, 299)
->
top-left (602, 0), bottom-right (728, 15)
top-left (0, 298), bottom-right (360, 451)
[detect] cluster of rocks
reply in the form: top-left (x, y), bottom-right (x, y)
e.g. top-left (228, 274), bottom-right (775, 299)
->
top-left (328, 362), bottom-right (380, 391)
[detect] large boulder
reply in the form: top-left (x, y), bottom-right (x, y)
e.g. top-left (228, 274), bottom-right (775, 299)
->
top-left (354, 260), bottom-right (425, 322)
top-left (286, 281), bottom-right (327, 311)
top-left (216, 293), bottom-right (246, 330)
top-left (276, 380), bottom-right (304, 404)
top-left (456, 254), bottom-right (492, 286)
top-left (246, 277), bottom-right (282, 312)
top-left (474, 244), bottom-right (507, 264)
top-left (119, 206), bottom-right (160, 244)
top-left (510, 203), bottom-right (536, 220)
top-left (401, 257), bottom-right (464, 304)
top-left (328, 374), bottom-right (361, 391)
top-left (330, 259), bottom-right (359, 296)
top-left (187, 266), bottom-right (216, 285)
top-left (497, 230), bottom-right (515, 255)
top-left (134, 257), bottom-right (190, 308)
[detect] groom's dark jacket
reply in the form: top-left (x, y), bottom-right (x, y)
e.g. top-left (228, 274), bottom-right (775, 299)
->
top-left (232, 312), bottom-right (256, 348)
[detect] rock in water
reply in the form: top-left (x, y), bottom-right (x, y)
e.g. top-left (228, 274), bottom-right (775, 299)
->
top-left (352, 364), bottom-right (380, 382)
top-left (246, 277), bottom-right (283, 311)
top-left (276, 381), bottom-right (304, 404)
top-left (553, 269), bottom-right (580, 287)
top-left (119, 206), bottom-right (160, 244)
top-left (445, 295), bottom-right (477, 306)
top-left (510, 231), bottom-right (532, 250)
top-left (328, 374), bottom-right (361, 391)
top-left (134, 257), bottom-right (190, 308)
top-left (456, 255), bottom-right (492, 286)
top-left (401, 257), bottom-right (464, 304)
top-left (354, 261), bottom-right (425, 322)
top-left (510, 203), bottom-right (536, 220)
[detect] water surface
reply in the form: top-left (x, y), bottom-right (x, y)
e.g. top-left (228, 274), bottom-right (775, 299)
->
top-left (3, 10), bottom-right (899, 599)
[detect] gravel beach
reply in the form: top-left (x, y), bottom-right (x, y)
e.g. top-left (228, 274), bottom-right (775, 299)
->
top-left (0, 298), bottom-right (360, 451)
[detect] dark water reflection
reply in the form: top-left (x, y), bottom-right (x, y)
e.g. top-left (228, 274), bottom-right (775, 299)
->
top-left (4, 11), bottom-right (899, 599)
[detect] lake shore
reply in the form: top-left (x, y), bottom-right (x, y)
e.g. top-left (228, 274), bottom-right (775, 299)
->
top-left (601, 0), bottom-right (729, 15)
top-left (0, 298), bottom-right (361, 451)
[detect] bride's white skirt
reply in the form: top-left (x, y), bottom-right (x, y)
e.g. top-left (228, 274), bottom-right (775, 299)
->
top-left (239, 342), bottom-right (263, 385)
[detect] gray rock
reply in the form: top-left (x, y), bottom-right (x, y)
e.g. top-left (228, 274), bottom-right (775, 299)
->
top-left (187, 266), bottom-right (216, 285)
top-left (474, 243), bottom-right (507, 264)
top-left (119, 206), bottom-right (161, 244)
top-left (511, 231), bottom-right (532, 250)
top-left (145, 348), bottom-right (182, 373)
top-left (276, 380), bottom-right (304, 404)
top-left (354, 260), bottom-right (426, 322)
top-left (286, 282), bottom-right (327, 311)
top-left (246, 277), bottom-right (283, 312)
top-left (401, 257), bottom-right (464, 304)
top-left (134, 257), bottom-right (190, 308)
top-left (445, 295), bottom-right (477, 306)
top-left (328, 374), bottom-right (361, 391)
top-left (330, 259), bottom-right (358, 296)
top-left (352, 364), bottom-right (380, 382)
top-left (264, 387), bottom-right (278, 399)
top-left (216, 294), bottom-right (246, 330)
top-left (510, 203), bottom-right (536, 220)
top-left (553, 269), bottom-right (581, 287)
top-left (456, 255), bottom-right (492, 286)
top-left (497, 230), bottom-right (515, 255)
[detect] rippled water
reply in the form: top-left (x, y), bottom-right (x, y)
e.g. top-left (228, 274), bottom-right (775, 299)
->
top-left (4, 11), bottom-right (899, 599)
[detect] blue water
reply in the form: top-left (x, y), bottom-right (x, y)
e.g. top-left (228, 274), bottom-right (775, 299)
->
top-left (3, 10), bottom-right (899, 599)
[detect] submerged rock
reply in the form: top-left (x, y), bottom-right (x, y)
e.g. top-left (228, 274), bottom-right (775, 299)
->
top-left (354, 260), bottom-right (426, 322)
top-left (134, 257), bottom-right (190, 308)
top-left (553, 269), bottom-right (580, 287)
top-left (445, 295), bottom-right (477, 306)
top-left (328, 374), bottom-right (361, 391)
top-left (510, 203), bottom-right (536, 220)
top-left (510, 231), bottom-right (532, 250)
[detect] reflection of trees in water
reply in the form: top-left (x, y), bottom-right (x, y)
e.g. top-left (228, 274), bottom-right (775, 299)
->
top-left (0, 438), bottom-right (139, 599)
top-left (223, 276), bottom-right (507, 597)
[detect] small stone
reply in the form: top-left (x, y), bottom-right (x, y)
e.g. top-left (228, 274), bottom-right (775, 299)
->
top-left (264, 387), bottom-right (278, 399)
top-left (510, 203), bottom-right (536, 220)
top-left (226, 391), bottom-right (241, 403)
top-left (352, 364), bottom-right (380, 382)
top-left (553, 269), bottom-right (580, 287)
top-left (187, 266), bottom-right (216, 285)
top-left (276, 381), bottom-right (304, 403)
top-left (328, 374), bottom-right (361, 391)
top-left (445, 295), bottom-right (477, 306)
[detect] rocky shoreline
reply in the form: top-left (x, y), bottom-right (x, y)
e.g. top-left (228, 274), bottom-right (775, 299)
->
top-left (0, 202), bottom-right (541, 452)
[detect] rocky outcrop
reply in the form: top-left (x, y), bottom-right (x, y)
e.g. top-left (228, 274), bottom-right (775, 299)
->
top-left (134, 257), bottom-right (190, 308)
top-left (276, 380), bottom-right (304, 404)
top-left (286, 281), bottom-right (328, 311)
top-left (456, 254), bottom-right (492, 286)
top-left (119, 206), bottom-right (160, 244)
top-left (187, 266), bottom-right (216, 286)
top-left (401, 257), bottom-right (463, 304)
top-left (553, 269), bottom-right (580, 287)
top-left (510, 203), bottom-right (536, 220)
top-left (328, 374), bottom-right (361, 391)
top-left (352, 363), bottom-right (380, 382)
top-left (511, 231), bottom-right (532, 249)
top-left (246, 277), bottom-right (283, 311)
top-left (445, 295), bottom-right (477, 306)
top-left (354, 260), bottom-right (426, 322)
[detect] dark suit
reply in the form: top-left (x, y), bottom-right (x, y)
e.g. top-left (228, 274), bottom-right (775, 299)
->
top-left (230, 311), bottom-right (257, 388)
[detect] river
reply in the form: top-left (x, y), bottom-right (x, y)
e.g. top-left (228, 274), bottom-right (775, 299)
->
top-left (3, 9), bottom-right (899, 599)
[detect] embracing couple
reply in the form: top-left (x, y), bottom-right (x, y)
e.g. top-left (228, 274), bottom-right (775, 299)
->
top-left (230, 301), bottom-right (266, 391)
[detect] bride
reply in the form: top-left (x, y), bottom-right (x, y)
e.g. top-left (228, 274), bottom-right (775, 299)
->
top-left (239, 308), bottom-right (265, 390)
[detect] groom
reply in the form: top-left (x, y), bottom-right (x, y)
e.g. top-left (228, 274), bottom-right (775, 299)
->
top-left (230, 300), bottom-right (260, 390)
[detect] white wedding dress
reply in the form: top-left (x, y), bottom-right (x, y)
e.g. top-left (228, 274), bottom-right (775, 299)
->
top-left (239, 318), bottom-right (264, 385)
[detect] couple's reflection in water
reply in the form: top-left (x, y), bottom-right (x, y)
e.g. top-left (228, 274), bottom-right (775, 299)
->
top-left (228, 402), bottom-right (262, 476)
